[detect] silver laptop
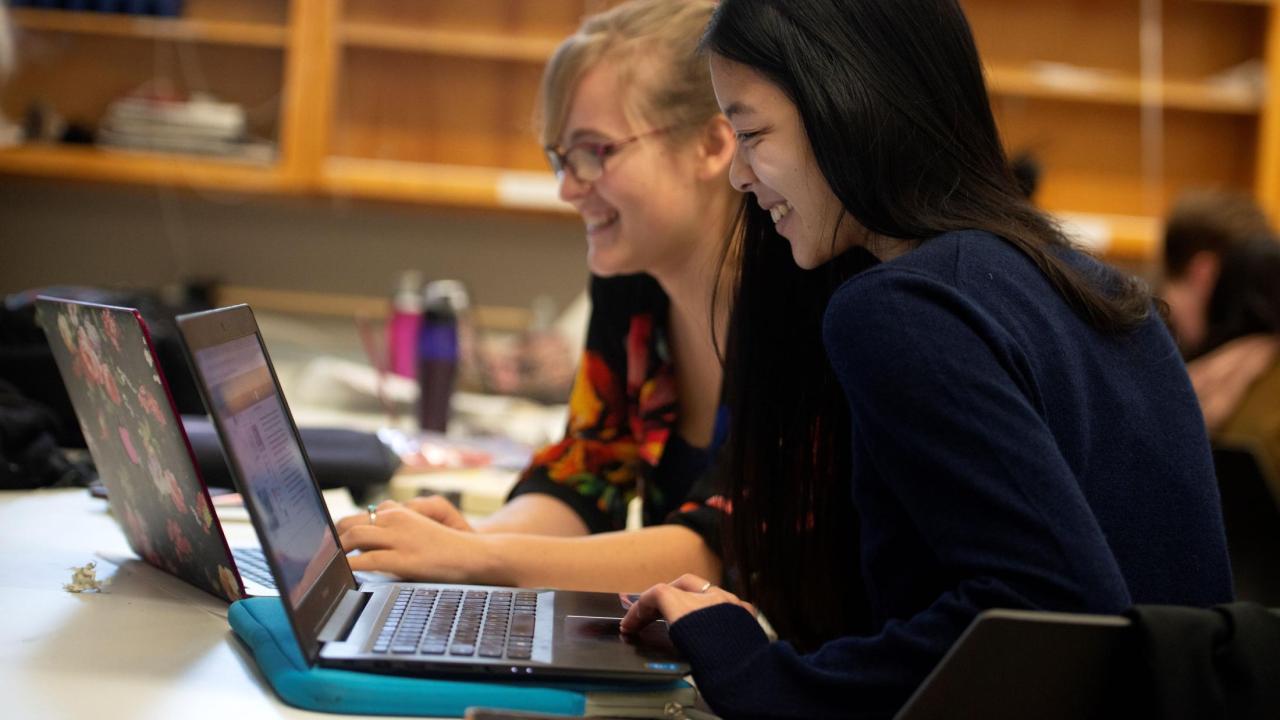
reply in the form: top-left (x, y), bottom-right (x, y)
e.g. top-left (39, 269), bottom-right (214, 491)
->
top-left (176, 303), bottom-right (689, 682)
top-left (35, 296), bottom-right (278, 601)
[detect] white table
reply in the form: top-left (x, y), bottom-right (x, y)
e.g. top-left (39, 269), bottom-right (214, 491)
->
top-left (0, 488), bottom-right (431, 720)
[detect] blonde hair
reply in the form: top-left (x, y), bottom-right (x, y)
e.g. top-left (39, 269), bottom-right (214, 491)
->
top-left (536, 0), bottom-right (721, 149)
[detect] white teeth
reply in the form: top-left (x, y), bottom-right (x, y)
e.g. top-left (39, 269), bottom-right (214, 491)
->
top-left (769, 202), bottom-right (792, 224)
top-left (584, 212), bottom-right (618, 232)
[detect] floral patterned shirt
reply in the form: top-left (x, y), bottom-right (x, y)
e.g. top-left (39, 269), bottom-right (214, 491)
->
top-left (509, 274), bottom-right (728, 557)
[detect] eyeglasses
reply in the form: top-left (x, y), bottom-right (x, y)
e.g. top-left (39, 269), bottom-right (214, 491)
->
top-left (544, 126), bottom-right (673, 184)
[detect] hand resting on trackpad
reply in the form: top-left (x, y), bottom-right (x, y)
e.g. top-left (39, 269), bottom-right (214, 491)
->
top-left (564, 615), bottom-right (678, 655)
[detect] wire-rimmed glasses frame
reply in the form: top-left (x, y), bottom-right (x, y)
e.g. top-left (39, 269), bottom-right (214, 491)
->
top-left (544, 126), bottom-right (674, 184)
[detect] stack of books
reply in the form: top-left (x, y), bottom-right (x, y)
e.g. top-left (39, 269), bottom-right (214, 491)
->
top-left (97, 92), bottom-right (274, 162)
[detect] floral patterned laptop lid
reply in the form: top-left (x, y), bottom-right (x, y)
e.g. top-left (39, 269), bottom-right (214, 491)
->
top-left (36, 297), bottom-right (244, 601)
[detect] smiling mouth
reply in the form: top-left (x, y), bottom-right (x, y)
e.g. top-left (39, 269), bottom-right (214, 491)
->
top-left (584, 211), bottom-right (619, 233)
top-left (769, 201), bottom-right (793, 225)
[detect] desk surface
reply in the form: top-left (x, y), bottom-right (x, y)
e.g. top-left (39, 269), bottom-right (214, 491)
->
top-left (0, 488), bottom-right (429, 720)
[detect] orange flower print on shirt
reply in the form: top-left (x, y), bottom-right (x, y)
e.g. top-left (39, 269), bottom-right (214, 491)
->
top-left (537, 440), bottom-right (588, 482)
top-left (567, 352), bottom-right (626, 435)
top-left (535, 435), bottom-right (639, 486)
top-left (524, 344), bottom-right (648, 517)
top-left (513, 277), bottom-right (725, 536)
top-left (520, 311), bottom-right (676, 521)
top-left (626, 315), bottom-right (653, 395)
top-left (627, 315), bottom-right (675, 467)
top-left (679, 495), bottom-right (732, 515)
top-left (635, 376), bottom-right (676, 465)
top-left (567, 358), bottom-right (606, 433)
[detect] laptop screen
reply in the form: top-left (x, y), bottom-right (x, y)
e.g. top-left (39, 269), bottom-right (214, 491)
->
top-left (191, 333), bottom-right (340, 608)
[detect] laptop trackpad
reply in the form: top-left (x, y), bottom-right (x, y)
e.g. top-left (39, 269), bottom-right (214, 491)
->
top-left (564, 615), bottom-right (678, 655)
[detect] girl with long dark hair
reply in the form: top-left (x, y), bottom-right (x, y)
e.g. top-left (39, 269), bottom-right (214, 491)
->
top-left (619, 1), bottom-right (1233, 716)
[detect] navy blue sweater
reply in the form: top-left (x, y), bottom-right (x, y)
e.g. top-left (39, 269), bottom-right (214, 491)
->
top-left (669, 231), bottom-right (1233, 719)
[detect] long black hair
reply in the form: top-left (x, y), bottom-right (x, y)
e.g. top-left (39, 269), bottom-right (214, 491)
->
top-left (703, 0), bottom-right (1154, 649)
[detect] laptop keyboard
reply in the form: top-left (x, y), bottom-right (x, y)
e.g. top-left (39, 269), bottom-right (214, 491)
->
top-left (373, 588), bottom-right (539, 660)
top-left (230, 548), bottom-right (277, 590)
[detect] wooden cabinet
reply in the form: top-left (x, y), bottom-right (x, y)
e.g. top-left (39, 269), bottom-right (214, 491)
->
top-left (320, 0), bottom-right (596, 210)
top-left (1, 0), bottom-right (294, 192)
top-left (0, 0), bottom-right (602, 209)
top-left (965, 0), bottom-right (1280, 260)
top-left (2, 0), bottom-right (1277, 263)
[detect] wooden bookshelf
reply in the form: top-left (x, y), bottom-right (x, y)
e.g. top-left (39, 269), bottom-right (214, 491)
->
top-left (965, 0), bottom-right (1280, 250)
top-left (2, 0), bottom-right (1278, 264)
top-left (0, 143), bottom-right (288, 192)
top-left (1, 0), bottom-right (294, 192)
top-left (1192, 0), bottom-right (1274, 6)
top-left (10, 7), bottom-right (289, 48)
top-left (323, 157), bottom-right (567, 212)
top-left (340, 24), bottom-right (560, 62)
top-left (986, 64), bottom-right (1263, 116)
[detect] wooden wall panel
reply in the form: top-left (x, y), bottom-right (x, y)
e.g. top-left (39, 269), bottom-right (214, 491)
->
top-left (331, 50), bottom-right (546, 170)
top-left (993, 97), bottom-right (1255, 216)
top-left (342, 0), bottom-right (586, 40)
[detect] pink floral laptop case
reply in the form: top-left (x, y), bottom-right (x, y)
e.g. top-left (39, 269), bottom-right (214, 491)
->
top-left (36, 296), bottom-right (246, 601)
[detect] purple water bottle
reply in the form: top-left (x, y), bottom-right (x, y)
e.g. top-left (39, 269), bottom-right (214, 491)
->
top-left (416, 280), bottom-right (466, 433)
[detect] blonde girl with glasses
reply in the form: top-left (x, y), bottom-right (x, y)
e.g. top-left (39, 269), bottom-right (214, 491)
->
top-left (337, 0), bottom-right (741, 595)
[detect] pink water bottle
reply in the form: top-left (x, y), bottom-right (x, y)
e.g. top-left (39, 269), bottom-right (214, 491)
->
top-left (387, 270), bottom-right (422, 378)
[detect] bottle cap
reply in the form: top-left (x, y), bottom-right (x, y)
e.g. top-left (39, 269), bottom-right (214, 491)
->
top-left (423, 279), bottom-right (470, 314)
top-left (393, 270), bottom-right (424, 310)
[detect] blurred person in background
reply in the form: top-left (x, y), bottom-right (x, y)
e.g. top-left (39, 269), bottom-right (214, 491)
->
top-left (1162, 191), bottom-right (1280, 605)
top-left (1160, 190), bottom-right (1280, 434)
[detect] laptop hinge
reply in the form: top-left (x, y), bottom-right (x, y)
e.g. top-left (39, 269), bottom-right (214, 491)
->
top-left (318, 590), bottom-right (372, 643)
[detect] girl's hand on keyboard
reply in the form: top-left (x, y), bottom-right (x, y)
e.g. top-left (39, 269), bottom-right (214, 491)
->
top-left (401, 495), bottom-right (474, 533)
top-left (335, 496), bottom-right (473, 537)
top-left (337, 503), bottom-right (501, 584)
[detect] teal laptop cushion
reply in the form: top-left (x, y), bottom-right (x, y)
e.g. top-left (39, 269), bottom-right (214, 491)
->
top-left (228, 597), bottom-right (684, 717)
